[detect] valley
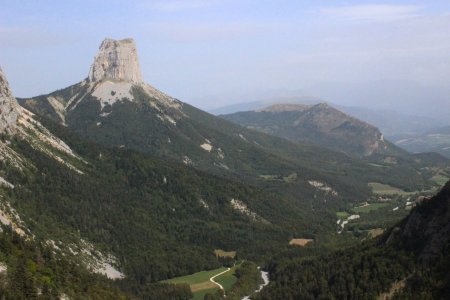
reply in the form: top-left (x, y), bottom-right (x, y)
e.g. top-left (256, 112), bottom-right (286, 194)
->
top-left (0, 7), bottom-right (449, 297)
top-left (390, 126), bottom-right (450, 159)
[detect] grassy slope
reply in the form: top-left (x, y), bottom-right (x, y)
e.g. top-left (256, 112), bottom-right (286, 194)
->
top-left (369, 182), bottom-right (414, 195)
top-left (165, 267), bottom-right (228, 286)
top-left (215, 265), bottom-right (239, 290)
top-left (165, 263), bottom-right (241, 300)
top-left (353, 203), bottom-right (390, 213)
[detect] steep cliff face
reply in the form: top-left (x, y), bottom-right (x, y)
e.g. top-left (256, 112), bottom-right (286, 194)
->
top-left (88, 38), bottom-right (142, 83)
top-left (18, 38), bottom-right (181, 126)
top-left (0, 67), bottom-right (20, 134)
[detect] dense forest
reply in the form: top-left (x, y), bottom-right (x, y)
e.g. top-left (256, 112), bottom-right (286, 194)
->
top-left (0, 227), bottom-right (126, 299)
top-left (6, 71), bottom-right (449, 299)
top-left (255, 181), bottom-right (450, 300)
top-left (21, 83), bottom-right (446, 202)
top-left (1, 115), bottom-right (331, 298)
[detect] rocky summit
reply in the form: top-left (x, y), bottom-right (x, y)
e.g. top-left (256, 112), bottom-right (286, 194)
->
top-left (0, 67), bottom-right (19, 134)
top-left (18, 38), bottom-right (179, 126)
top-left (88, 38), bottom-right (143, 83)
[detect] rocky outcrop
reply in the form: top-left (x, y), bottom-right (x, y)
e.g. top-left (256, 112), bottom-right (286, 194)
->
top-left (19, 37), bottom-right (182, 129)
top-left (0, 67), bottom-right (19, 134)
top-left (88, 38), bottom-right (143, 83)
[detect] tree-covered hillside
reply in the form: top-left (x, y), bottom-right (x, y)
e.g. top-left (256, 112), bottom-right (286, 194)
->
top-left (19, 82), bottom-right (445, 199)
top-left (1, 114), bottom-right (348, 296)
top-left (255, 181), bottom-right (450, 300)
top-left (0, 227), bottom-right (127, 299)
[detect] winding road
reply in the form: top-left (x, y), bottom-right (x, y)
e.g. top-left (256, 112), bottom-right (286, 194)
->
top-left (210, 267), bottom-right (231, 290)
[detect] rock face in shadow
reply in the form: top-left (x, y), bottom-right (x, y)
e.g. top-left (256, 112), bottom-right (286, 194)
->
top-left (88, 38), bottom-right (143, 83)
top-left (386, 181), bottom-right (450, 262)
top-left (0, 67), bottom-right (19, 134)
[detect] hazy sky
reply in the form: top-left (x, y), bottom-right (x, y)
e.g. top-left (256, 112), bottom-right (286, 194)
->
top-left (1, 0), bottom-right (449, 112)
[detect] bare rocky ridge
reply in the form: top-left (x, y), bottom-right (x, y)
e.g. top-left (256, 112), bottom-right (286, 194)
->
top-left (88, 38), bottom-right (143, 83)
top-left (0, 67), bottom-right (20, 134)
top-left (19, 38), bottom-right (181, 126)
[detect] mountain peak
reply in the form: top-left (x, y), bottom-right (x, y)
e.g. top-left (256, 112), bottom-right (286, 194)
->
top-left (258, 103), bottom-right (311, 112)
top-left (0, 67), bottom-right (19, 134)
top-left (312, 102), bottom-right (330, 109)
top-left (88, 38), bottom-right (143, 83)
top-left (224, 101), bottom-right (392, 157)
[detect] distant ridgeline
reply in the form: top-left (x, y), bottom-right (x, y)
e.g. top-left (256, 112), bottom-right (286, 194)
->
top-left (393, 125), bottom-right (450, 159)
top-left (222, 103), bottom-right (401, 158)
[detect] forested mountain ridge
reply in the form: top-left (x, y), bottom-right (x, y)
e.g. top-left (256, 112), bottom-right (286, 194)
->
top-left (17, 39), bottom-right (446, 202)
top-left (4, 37), bottom-right (449, 299)
top-left (17, 39), bottom-right (365, 182)
top-left (221, 103), bottom-right (400, 157)
top-left (256, 180), bottom-right (450, 299)
top-left (0, 65), bottom-right (343, 298)
top-left (0, 66), bottom-right (134, 298)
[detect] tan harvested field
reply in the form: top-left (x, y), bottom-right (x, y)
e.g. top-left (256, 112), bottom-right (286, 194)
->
top-left (289, 238), bottom-right (313, 246)
top-left (190, 281), bottom-right (218, 292)
top-left (369, 228), bottom-right (384, 238)
top-left (214, 249), bottom-right (236, 258)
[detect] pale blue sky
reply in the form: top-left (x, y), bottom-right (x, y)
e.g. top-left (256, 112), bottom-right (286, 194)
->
top-left (1, 0), bottom-right (449, 112)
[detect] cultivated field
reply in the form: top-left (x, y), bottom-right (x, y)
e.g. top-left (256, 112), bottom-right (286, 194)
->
top-left (432, 174), bottom-right (449, 186)
top-left (164, 264), bottom-right (240, 300)
top-left (368, 228), bottom-right (384, 238)
top-left (336, 211), bottom-right (350, 218)
top-left (369, 182), bottom-right (414, 195)
top-left (353, 202), bottom-right (390, 213)
top-left (289, 238), bottom-right (314, 246)
top-left (214, 249), bottom-right (237, 259)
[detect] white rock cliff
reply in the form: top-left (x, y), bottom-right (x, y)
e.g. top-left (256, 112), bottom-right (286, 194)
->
top-left (0, 67), bottom-right (19, 134)
top-left (88, 38), bottom-right (143, 83)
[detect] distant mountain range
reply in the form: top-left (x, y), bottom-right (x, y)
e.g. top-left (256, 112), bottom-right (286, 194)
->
top-left (210, 97), bottom-right (445, 138)
top-left (391, 126), bottom-right (450, 159)
top-left (305, 80), bottom-right (450, 126)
